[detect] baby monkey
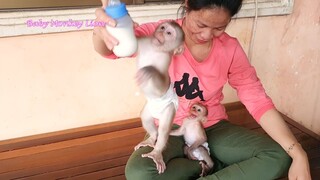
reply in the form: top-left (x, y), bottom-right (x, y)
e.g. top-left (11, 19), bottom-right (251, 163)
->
top-left (134, 21), bottom-right (185, 174)
top-left (170, 103), bottom-right (214, 177)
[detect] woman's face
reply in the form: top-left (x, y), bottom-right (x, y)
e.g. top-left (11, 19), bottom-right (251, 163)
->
top-left (184, 7), bottom-right (231, 44)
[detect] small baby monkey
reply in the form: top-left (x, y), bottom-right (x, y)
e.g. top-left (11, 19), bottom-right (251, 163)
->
top-left (170, 103), bottom-right (214, 177)
top-left (134, 21), bottom-right (184, 174)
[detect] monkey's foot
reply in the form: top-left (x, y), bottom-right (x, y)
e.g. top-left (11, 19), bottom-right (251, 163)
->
top-left (199, 160), bottom-right (211, 177)
top-left (134, 137), bottom-right (156, 151)
top-left (142, 150), bottom-right (166, 174)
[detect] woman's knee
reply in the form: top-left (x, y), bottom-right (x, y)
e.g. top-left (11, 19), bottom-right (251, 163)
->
top-left (125, 147), bottom-right (202, 180)
top-left (274, 147), bottom-right (292, 176)
top-left (125, 159), bottom-right (157, 180)
top-left (259, 143), bottom-right (292, 178)
top-left (125, 147), bottom-right (159, 180)
top-left (125, 135), bottom-right (187, 179)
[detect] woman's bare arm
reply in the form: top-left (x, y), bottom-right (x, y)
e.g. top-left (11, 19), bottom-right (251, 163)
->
top-left (259, 108), bottom-right (311, 180)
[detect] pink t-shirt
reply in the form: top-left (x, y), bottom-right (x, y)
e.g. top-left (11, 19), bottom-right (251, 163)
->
top-left (106, 19), bottom-right (275, 128)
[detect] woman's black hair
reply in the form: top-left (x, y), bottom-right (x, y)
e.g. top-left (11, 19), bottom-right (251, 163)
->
top-left (179, 0), bottom-right (243, 17)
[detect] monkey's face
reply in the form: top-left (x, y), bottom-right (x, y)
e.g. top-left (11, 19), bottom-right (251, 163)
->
top-left (190, 104), bottom-right (207, 117)
top-left (152, 22), bottom-right (184, 52)
top-left (153, 23), bottom-right (175, 45)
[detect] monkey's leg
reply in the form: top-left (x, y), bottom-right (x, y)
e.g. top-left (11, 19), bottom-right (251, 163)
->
top-left (184, 145), bottom-right (197, 160)
top-left (142, 103), bottom-right (175, 174)
top-left (134, 104), bottom-right (158, 150)
top-left (197, 146), bottom-right (214, 177)
top-left (187, 138), bottom-right (207, 160)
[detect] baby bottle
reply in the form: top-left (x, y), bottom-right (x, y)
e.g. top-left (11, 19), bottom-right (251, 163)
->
top-left (105, 0), bottom-right (138, 57)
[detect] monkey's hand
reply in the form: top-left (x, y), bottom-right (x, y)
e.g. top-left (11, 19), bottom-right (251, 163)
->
top-left (136, 66), bottom-right (165, 87)
top-left (134, 137), bottom-right (156, 151)
top-left (136, 67), bottom-right (153, 86)
top-left (142, 150), bottom-right (166, 174)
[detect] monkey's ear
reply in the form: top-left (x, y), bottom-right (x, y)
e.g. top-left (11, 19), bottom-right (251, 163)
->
top-left (173, 45), bottom-right (184, 55)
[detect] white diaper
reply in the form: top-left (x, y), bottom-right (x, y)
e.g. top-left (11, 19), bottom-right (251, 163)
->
top-left (146, 83), bottom-right (178, 119)
top-left (187, 142), bottom-right (210, 161)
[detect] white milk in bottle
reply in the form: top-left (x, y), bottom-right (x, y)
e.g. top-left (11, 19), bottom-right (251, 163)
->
top-left (105, 0), bottom-right (138, 57)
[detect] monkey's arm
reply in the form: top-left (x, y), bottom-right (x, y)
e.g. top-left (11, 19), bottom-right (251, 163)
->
top-left (170, 127), bottom-right (185, 136)
top-left (136, 66), bottom-right (169, 97)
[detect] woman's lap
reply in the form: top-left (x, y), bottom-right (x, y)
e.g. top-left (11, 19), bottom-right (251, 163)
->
top-left (125, 120), bottom-right (291, 180)
top-left (202, 120), bottom-right (291, 180)
top-left (125, 134), bottom-right (202, 180)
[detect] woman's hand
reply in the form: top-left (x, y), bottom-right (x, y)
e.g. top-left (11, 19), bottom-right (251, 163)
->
top-left (92, 0), bottom-right (120, 56)
top-left (93, 6), bottom-right (119, 52)
top-left (288, 144), bottom-right (311, 180)
top-left (101, 0), bottom-right (108, 8)
top-left (92, 0), bottom-right (139, 56)
top-left (259, 109), bottom-right (312, 180)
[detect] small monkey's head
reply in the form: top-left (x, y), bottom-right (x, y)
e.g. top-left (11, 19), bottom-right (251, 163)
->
top-left (152, 21), bottom-right (185, 55)
top-left (189, 103), bottom-right (208, 123)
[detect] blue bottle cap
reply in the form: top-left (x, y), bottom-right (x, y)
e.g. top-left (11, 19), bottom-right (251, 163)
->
top-left (105, 3), bottom-right (128, 19)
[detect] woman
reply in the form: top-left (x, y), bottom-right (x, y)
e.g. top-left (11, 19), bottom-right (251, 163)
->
top-left (93, 0), bottom-right (311, 179)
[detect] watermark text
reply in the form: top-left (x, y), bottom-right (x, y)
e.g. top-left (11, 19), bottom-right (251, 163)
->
top-left (26, 19), bottom-right (107, 29)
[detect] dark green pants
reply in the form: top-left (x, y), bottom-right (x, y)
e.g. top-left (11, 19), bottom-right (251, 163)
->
top-left (125, 120), bottom-right (291, 180)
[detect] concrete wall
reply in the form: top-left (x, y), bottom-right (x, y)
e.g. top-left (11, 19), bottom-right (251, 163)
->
top-left (226, 0), bottom-right (319, 135)
top-left (249, 0), bottom-right (319, 135)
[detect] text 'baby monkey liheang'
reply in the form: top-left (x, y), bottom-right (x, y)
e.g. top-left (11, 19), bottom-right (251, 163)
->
top-left (170, 103), bottom-right (214, 177)
top-left (134, 21), bottom-right (185, 174)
